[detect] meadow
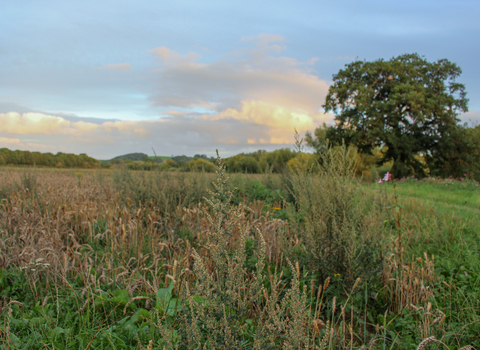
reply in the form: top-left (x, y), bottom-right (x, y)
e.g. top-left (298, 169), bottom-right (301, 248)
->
top-left (0, 149), bottom-right (479, 349)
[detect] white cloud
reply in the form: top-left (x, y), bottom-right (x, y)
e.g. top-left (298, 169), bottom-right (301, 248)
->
top-left (214, 100), bottom-right (315, 130)
top-left (0, 112), bottom-right (71, 134)
top-left (73, 121), bottom-right (99, 132)
top-left (201, 100), bottom-right (331, 144)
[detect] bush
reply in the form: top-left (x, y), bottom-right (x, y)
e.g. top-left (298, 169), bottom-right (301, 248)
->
top-left (187, 158), bottom-right (216, 172)
top-left (289, 143), bottom-right (383, 287)
top-left (232, 156), bottom-right (261, 173)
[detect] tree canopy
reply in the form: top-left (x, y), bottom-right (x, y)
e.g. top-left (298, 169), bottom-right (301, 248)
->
top-left (0, 148), bottom-right (100, 168)
top-left (319, 53), bottom-right (468, 178)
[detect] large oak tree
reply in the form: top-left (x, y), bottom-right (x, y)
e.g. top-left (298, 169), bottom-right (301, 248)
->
top-left (320, 53), bottom-right (468, 178)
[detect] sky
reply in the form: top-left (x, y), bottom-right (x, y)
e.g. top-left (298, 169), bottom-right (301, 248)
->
top-left (1, 0), bottom-right (479, 159)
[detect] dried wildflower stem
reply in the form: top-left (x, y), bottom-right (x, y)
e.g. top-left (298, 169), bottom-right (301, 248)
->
top-left (416, 336), bottom-right (436, 350)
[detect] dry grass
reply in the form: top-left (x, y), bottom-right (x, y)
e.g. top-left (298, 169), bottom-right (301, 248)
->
top-left (0, 164), bottom-right (321, 348)
top-left (0, 160), bottom-right (475, 349)
top-left (383, 249), bottom-right (437, 313)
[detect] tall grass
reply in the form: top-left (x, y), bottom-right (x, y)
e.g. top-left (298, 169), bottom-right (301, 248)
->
top-left (0, 157), bottom-right (477, 349)
top-left (156, 152), bottom-right (318, 349)
top-left (112, 166), bottom-right (212, 214)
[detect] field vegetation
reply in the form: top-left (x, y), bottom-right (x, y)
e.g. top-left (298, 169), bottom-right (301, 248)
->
top-left (0, 144), bottom-right (478, 349)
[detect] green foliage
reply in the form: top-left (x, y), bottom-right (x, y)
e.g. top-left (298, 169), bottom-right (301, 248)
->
top-left (148, 155), bottom-right (172, 162)
top-left (426, 123), bottom-right (480, 181)
top-left (124, 159), bottom-right (160, 171)
top-left (109, 152), bottom-right (149, 162)
top-left (188, 158), bottom-right (216, 172)
top-left (226, 154), bottom-right (261, 173)
top-left (171, 155), bottom-right (193, 162)
top-left (242, 180), bottom-right (283, 204)
top-left (160, 159), bottom-right (178, 171)
top-left (305, 123), bottom-right (328, 155)
top-left (322, 53), bottom-right (469, 178)
top-left (289, 143), bottom-right (384, 287)
top-left (225, 148), bottom-right (296, 174)
top-left (260, 148), bottom-right (297, 173)
top-left (371, 178), bottom-right (480, 349)
top-left (0, 147), bottom-right (100, 168)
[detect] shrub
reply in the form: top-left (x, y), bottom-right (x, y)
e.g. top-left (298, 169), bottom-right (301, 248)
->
top-left (232, 155), bottom-right (261, 173)
top-left (187, 158), bottom-right (216, 172)
top-left (289, 142), bottom-right (383, 288)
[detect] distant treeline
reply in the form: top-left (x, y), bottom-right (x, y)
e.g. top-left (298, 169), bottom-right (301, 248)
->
top-left (0, 148), bottom-right (101, 168)
top-left (109, 152), bottom-right (150, 162)
top-left (116, 154), bottom-right (217, 172)
top-left (0, 147), bottom-right (349, 175)
top-left (115, 149), bottom-right (301, 174)
top-left (107, 153), bottom-right (214, 165)
top-left (7, 140), bottom-right (479, 181)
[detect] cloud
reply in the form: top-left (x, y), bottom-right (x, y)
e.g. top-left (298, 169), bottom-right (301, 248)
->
top-left (73, 121), bottom-right (99, 132)
top-left (101, 63), bottom-right (132, 72)
top-left (0, 34), bottom-right (334, 158)
top-left (101, 120), bottom-right (154, 138)
top-left (150, 47), bottom-right (202, 66)
top-left (144, 35), bottom-right (332, 148)
top-left (0, 106), bottom-right (329, 158)
top-left (201, 100), bottom-right (331, 144)
top-left (163, 110), bottom-right (190, 116)
top-left (215, 100), bottom-right (315, 130)
top-left (147, 34), bottom-right (330, 114)
top-left (0, 137), bottom-right (20, 145)
top-left (0, 112), bottom-right (71, 134)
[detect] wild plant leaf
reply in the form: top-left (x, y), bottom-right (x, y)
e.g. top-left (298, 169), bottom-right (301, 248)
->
top-left (155, 281), bottom-right (174, 313)
top-left (94, 291), bottom-right (110, 308)
top-left (122, 314), bottom-right (139, 329)
top-left (112, 289), bottom-right (131, 308)
top-left (192, 295), bottom-right (205, 304)
top-left (135, 308), bottom-right (151, 320)
top-left (166, 298), bottom-right (182, 316)
top-left (52, 326), bottom-right (66, 336)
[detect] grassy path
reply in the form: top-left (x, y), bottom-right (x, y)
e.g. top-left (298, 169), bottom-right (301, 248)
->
top-left (369, 180), bottom-right (480, 221)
